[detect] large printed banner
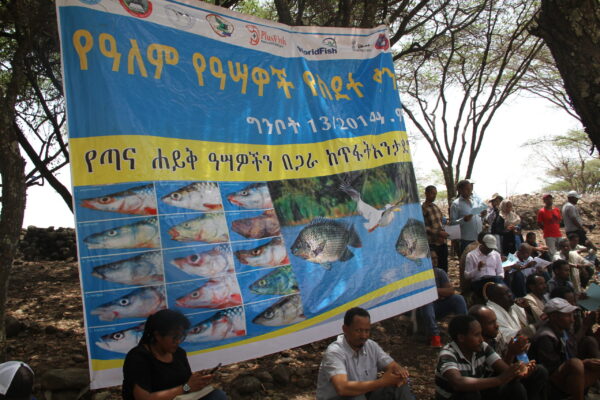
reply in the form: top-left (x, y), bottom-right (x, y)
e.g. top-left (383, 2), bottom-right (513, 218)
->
top-left (56, 0), bottom-right (437, 389)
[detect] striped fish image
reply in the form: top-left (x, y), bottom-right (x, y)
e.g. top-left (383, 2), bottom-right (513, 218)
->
top-left (84, 217), bottom-right (160, 249)
top-left (91, 251), bottom-right (164, 285)
top-left (161, 182), bottom-right (223, 212)
top-left (91, 286), bottom-right (166, 321)
top-left (249, 265), bottom-right (299, 295)
top-left (185, 307), bottom-right (246, 343)
top-left (170, 245), bottom-right (234, 278)
top-left (252, 294), bottom-right (306, 326)
top-left (227, 183), bottom-right (273, 209)
top-left (80, 184), bottom-right (157, 215)
top-left (168, 213), bottom-right (229, 243)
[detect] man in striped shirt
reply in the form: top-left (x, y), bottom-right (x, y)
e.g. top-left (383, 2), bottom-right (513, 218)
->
top-left (435, 315), bottom-right (531, 400)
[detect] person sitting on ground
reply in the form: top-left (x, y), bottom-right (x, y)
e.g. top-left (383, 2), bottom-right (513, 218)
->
top-left (435, 315), bottom-right (533, 400)
top-left (553, 239), bottom-right (587, 295)
top-left (449, 180), bottom-right (487, 257)
top-left (0, 361), bottom-right (34, 400)
top-left (505, 244), bottom-right (548, 298)
top-left (537, 193), bottom-right (562, 257)
top-left (528, 298), bottom-right (600, 400)
top-left (525, 232), bottom-right (551, 262)
top-left (567, 233), bottom-right (594, 288)
top-left (418, 259), bottom-right (468, 348)
top-left (316, 307), bottom-right (414, 400)
top-left (122, 309), bottom-right (227, 400)
top-left (464, 234), bottom-right (506, 298)
top-left (485, 283), bottom-right (536, 344)
top-left (469, 305), bottom-right (548, 400)
top-left (459, 232), bottom-right (486, 293)
top-left (522, 274), bottom-right (548, 323)
top-left (499, 200), bottom-right (523, 256)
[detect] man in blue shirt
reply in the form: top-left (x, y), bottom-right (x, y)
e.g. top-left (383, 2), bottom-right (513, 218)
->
top-left (450, 180), bottom-right (486, 256)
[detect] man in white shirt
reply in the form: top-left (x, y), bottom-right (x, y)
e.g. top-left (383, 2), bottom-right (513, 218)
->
top-left (485, 284), bottom-right (535, 346)
top-left (464, 234), bottom-right (505, 297)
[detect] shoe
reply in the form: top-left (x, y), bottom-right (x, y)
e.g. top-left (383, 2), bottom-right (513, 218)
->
top-left (430, 335), bottom-right (442, 348)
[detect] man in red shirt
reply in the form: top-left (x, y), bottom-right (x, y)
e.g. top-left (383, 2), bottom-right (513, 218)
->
top-left (536, 194), bottom-right (562, 257)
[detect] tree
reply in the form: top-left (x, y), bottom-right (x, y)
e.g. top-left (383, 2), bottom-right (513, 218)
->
top-left (532, 0), bottom-right (600, 153)
top-left (525, 129), bottom-right (600, 194)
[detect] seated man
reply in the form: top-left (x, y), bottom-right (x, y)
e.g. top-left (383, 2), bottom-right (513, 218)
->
top-left (418, 263), bottom-right (468, 348)
top-left (553, 239), bottom-right (585, 294)
top-left (0, 361), bottom-right (35, 400)
top-left (469, 305), bottom-right (548, 400)
top-left (524, 232), bottom-right (551, 261)
top-left (435, 315), bottom-right (532, 400)
top-left (505, 244), bottom-right (547, 298)
top-left (547, 260), bottom-right (575, 295)
top-left (464, 234), bottom-right (505, 298)
top-left (529, 298), bottom-right (600, 400)
top-left (522, 274), bottom-right (548, 323)
top-left (316, 307), bottom-right (414, 400)
top-left (567, 233), bottom-right (594, 288)
top-left (486, 283), bottom-right (536, 344)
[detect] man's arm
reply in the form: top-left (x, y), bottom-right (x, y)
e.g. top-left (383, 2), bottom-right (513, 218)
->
top-left (464, 253), bottom-right (478, 280)
top-left (442, 363), bottom-right (519, 392)
top-left (450, 202), bottom-right (468, 225)
top-left (437, 281), bottom-right (455, 298)
top-left (537, 210), bottom-right (544, 230)
top-left (330, 370), bottom-right (403, 397)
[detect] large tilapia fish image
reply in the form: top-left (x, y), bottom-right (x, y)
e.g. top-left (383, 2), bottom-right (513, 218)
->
top-left (84, 217), bottom-right (160, 249)
top-left (161, 182), bottom-right (223, 212)
top-left (231, 209), bottom-right (281, 239)
top-left (252, 294), bottom-right (306, 326)
top-left (91, 286), bottom-right (166, 321)
top-left (96, 323), bottom-right (145, 354)
top-left (249, 265), bottom-right (299, 295)
top-left (175, 275), bottom-right (242, 309)
top-left (80, 184), bottom-right (157, 215)
top-left (235, 237), bottom-right (289, 267)
top-left (170, 245), bottom-right (234, 278)
top-left (290, 218), bottom-right (362, 269)
top-left (167, 213), bottom-right (229, 243)
top-left (227, 183), bottom-right (273, 209)
top-left (396, 218), bottom-right (430, 261)
top-left (185, 306), bottom-right (246, 343)
top-left (92, 251), bottom-right (164, 285)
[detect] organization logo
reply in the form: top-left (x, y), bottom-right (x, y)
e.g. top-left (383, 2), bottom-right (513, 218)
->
top-left (246, 25), bottom-right (287, 48)
top-left (118, 0), bottom-right (152, 18)
top-left (296, 37), bottom-right (338, 56)
top-left (352, 39), bottom-right (372, 52)
top-left (206, 13), bottom-right (234, 37)
top-left (165, 5), bottom-right (195, 30)
top-left (374, 34), bottom-right (390, 51)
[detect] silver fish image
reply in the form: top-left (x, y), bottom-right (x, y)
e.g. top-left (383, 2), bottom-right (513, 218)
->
top-left (168, 213), bottom-right (229, 243)
top-left (91, 251), bottom-right (164, 285)
top-left (227, 183), bottom-right (273, 209)
top-left (170, 245), bottom-right (234, 278)
top-left (249, 265), bottom-right (299, 295)
top-left (235, 237), bottom-right (289, 267)
top-left (396, 218), bottom-right (430, 261)
top-left (161, 182), bottom-right (223, 212)
top-left (95, 323), bottom-right (144, 354)
top-left (80, 184), bottom-right (157, 216)
top-left (290, 218), bottom-right (362, 269)
top-left (231, 209), bottom-right (281, 239)
top-left (252, 294), bottom-right (306, 326)
top-left (185, 306), bottom-right (246, 343)
top-left (91, 286), bottom-right (166, 321)
top-left (175, 275), bottom-right (242, 309)
top-left (84, 217), bottom-right (160, 249)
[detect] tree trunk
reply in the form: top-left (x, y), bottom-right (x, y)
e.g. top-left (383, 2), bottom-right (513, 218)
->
top-left (533, 0), bottom-right (600, 153)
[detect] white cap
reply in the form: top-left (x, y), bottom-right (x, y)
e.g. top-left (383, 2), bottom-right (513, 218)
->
top-left (482, 234), bottom-right (498, 250)
top-left (567, 190), bottom-right (582, 199)
top-left (543, 298), bottom-right (579, 314)
top-left (0, 361), bottom-right (33, 395)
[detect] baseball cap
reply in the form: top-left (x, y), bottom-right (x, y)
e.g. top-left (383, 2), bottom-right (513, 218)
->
top-left (482, 234), bottom-right (497, 250)
top-left (0, 361), bottom-right (34, 397)
top-left (542, 193), bottom-right (553, 200)
top-left (488, 193), bottom-right (503, 202)
top-left (567, 190), bottom-right (582, 199)
top-left (543, 298), bottom-right (579, 314)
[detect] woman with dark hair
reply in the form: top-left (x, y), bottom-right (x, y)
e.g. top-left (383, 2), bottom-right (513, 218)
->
top-left (0, 361), bottom-right (34, 400)
top-left (122, 309), bottom-right (226, 400)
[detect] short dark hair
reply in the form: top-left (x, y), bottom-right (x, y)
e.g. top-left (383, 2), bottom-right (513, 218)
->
top-left (449, 315), bottom-right (477, 341)
top-left (526, 232), bottom-right (536, 239)
top-left (552, 259), bottom-right (569, 272)
top-left (343, 307), bottom-right (370, 326)
top-left (477, 231), bottom-right (487, 243)
top-left (425, 185), bottom-right (436, 193)
top-left (3, 364), bottom-right (34, 400)
top-left (457, 180), bottom-right (472, 191)
top-left (557, 238), bottom-right (570, 248)
top-left (567, 233), bottom-right (579, 241)
top-left (139, 309), bottom-right (190, 345)
top-left (526, 274), bottom-right (544, 292)
top-left (550, 285), bottom-right (575, 300)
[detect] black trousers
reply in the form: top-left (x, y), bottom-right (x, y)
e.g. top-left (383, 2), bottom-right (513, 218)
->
top-left (430, 243), bottom-right (449, 272)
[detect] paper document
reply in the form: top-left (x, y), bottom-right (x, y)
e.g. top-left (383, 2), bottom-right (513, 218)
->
top-left (578, 283), bottom-right (600, 311)
top-left (443, 224), bottom-right (461, 240)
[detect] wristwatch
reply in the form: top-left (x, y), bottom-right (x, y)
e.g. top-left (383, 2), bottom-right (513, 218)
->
top-left (183, 383), bottom-right (191, 393)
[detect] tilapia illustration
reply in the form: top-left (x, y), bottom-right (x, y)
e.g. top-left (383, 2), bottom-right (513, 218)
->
top-left (252, 294), bottom-right (306, 326)
top-left (290, 218), bottom-right (362, 269)
top-left (167, 213), bottom-right (229, 243)
top-left (396, 218), bottom-right (430, 261)
top-left (175, 275), bottom-right (242, 309)
top-left (250, 265), bottom-right (299, 295)
top-left (80, 184), bottom-right (157, 216)
top-left (231, 209), bottom-right (281, 239)
top-left (170, 245), bottom-right (234, 278)
top-left (84, 217), bottom-right (160, 249)
top-left (161, 182), bottom-right (223, 212)
top-left (227, 183), bottom-right (273, 209)
top-left (91, 286), bottom-right (166, 321)
top-left (91, 251), bottom-right (164, 285)
top-left (96, 323), bottom-right (145, 354)
top-left (235, 237), bottom-right (289, 267)
top-left (185, 306), bottom-right (246, 343)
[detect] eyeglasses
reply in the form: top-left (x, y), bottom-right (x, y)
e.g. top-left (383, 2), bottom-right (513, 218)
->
top-left (169, 332), bottom-right (187, 342)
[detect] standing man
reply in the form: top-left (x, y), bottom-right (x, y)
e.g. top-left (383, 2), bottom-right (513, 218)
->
top-left (537, 193), bottom-right (562, 257)
top-left (316, 307), bottom-right (415, 400)
top-left (423, 185), bottom-right (450, 272)
top-left (450, 180), bottom-right (486, 256)
top-left (562, 191), bottom-right (589, 247)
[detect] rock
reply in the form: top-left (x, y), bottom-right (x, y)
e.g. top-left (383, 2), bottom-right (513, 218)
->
top-left (6, 315), bottom-right (23, 338)
top-left (71, 354), bottom-right (87, 363)
top-left (47, 389), bottom-right (82, 400)
top-left (294, 378), bottom-right (313, 388)
top-left (41, 368), bottom-right (90, 390)
top-left (271, 365), bottom-right (291, 385)
top-left (45, 325), bottom-right (59, 334)
top-left (274, 357), bottom-right (294, 364)
top-left (232, 375), bottom-right (262, 395)
top-left (91, 391), bottom-right (111, 400)
top-left (254, 370), bottom-right (273, 383)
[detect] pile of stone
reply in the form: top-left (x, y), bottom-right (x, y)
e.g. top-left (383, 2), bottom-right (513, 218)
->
top-left (18, 226), bottom-right (77, 261)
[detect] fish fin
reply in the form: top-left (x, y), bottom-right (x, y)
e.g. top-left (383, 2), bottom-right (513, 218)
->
top-left (347, 227), bottom-right (362, 248)
top-left (339, 248), bottom-right (355, 262)
top-left (321, 263), bottom-right (332, 270)
top-left (204, 203), bottom-right (222, 210)
top-left (235, 330), bottom-right (246, 336)
top-left (281, 255), bottom-right (290, 265)
top-left (144, 207), bottom-right (157, 215)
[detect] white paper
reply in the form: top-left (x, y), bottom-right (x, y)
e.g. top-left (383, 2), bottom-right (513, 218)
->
top-left (443, 224), bottom-right (461, 240)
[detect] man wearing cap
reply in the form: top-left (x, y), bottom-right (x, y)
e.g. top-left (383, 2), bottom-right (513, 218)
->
top-left (537, 194), bottom-right (562, 256)
top-left (529, 298), bottom-right (600, 400)
top-left (422, 185), bottom-right (449, 272)
top-left (562, 191), bottom-right (589, 247)
top-left (464, 234), bottom-right (505, 297)
top-left (450, 180), bottom-right (487, 256)
top-left (487, 193), bottom-right (504, 253)
top-left (0, 361), bottom-right (34, 400)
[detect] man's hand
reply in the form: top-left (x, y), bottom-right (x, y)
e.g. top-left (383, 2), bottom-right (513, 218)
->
top-left (439, 230), bottom-right (449, 239)
top-left (507, 335), bottom-right (529, 356)
top-left (478, 261), bottom-right (485, 271)
top-left (381, 368), bottom-right (406, 387)
top-left (464, 214), bottom-right (473, 222)
top-left (188, 373), bottom-right (213, 392)
top-left (389, 364), bottom-right (410, 387)
top-left (518, 361), bottom-right (536, 378)
top-left (583, 359), bottom-right (600, 370)
top-left (525, 261), bottom-right (537, 269)
top-left (498, 363), bottom-right (521, 384)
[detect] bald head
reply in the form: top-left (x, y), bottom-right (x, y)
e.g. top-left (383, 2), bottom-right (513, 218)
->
top-left (468, 305), bottom-right (498, 339)
top-left (487, 283), bottom-right (514, 311)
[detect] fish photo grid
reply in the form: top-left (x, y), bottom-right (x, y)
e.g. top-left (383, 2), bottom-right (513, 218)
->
top-left (74, 162), bottom-right (433, 361)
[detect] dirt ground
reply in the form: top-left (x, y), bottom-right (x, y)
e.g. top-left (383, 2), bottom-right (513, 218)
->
top-left (5, 227), bottom-right (599, 399)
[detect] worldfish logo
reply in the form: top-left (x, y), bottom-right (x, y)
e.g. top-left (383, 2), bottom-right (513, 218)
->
top-left (246, 25), bottom-right (287, 48)
top-left (206, 14), bottom-right (234, 37)
top-left (296, 46), bottom-right (338, 56)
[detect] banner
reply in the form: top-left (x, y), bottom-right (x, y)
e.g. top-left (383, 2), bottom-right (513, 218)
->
top-left (56, 0), bottom-right (437, 389)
